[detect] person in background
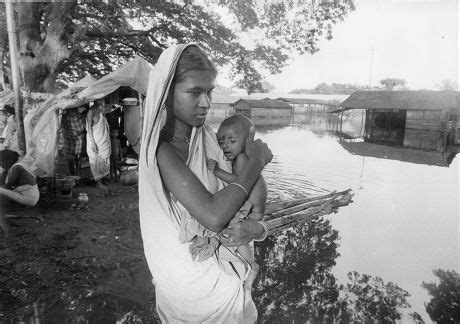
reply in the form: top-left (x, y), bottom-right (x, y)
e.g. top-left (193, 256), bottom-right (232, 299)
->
top-left (62, 105), bottom-right (87, 178)
top-left (86, 99), bottom-right (111, 190)
top-left (1, 105), bottom-right (18, 153)
top-left (0, 149), bottom-right (39, 234)
top-left (109, 128), bottom-right (123, 181)
top-left (0, 108), bottom-right (9, 135)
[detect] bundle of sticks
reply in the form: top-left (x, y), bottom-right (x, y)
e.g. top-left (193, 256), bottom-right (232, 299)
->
top-left (264, 189), bottom-right (354, 236)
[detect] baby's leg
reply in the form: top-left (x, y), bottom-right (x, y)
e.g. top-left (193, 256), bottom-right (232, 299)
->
top-left (236, 244), bottom-right (259, 292)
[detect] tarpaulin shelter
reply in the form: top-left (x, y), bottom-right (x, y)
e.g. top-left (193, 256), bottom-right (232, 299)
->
top-left (24, 56), bottom-right (152, 177)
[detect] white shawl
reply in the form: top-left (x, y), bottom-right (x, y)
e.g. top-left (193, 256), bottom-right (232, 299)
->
top-left (139, 44), bottom-right (257, 323)
top-left (86, 111), bottom-right (111, 180)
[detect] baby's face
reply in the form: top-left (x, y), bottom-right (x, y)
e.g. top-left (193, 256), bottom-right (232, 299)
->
top-left (217, 125), bottom-right (246, 161)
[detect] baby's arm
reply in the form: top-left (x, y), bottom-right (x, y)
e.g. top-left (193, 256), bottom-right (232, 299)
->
top-left (207, 159), bottom-right (237, 183)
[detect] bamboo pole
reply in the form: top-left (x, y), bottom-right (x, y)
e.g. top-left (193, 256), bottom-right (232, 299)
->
top-left (5, 1), bottom-right (26, 155)
top-left (264, 190), bottom-right (354, 236)
top-left (138, 92), bottom-right (144, 142)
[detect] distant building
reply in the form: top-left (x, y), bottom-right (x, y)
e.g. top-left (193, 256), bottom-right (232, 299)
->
top-left (209, 95), bottom-right (240, 122)
top-left (338, 91), bottom-right (460, 152)
top-left (230, 98), bottom-right (292, 125)
top-left (276, 97), bottom-right (334, 113)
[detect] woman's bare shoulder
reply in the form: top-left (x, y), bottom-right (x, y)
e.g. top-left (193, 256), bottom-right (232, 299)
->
top-left (157, 140), bottom-right (187, 165)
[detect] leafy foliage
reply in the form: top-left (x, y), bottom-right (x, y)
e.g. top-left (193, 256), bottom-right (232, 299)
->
top-left (254, 218), bottom-right (340, 322)
top-left (0, 0), bottom-right (355, 93)
top-left (380, 78), bottom-right (406, 91)
top-left (422, 269), bottom-right (460, 323)
top-left (290, 82), bottom-right (368, 94)
top-left (437, 79), bottom-right (458, 91)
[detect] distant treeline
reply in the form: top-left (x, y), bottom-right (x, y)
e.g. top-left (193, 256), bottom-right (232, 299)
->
top-left (289, 83), bottom-right (377, 95)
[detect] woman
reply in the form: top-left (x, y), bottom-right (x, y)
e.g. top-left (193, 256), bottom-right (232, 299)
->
top-left (0, 149), bottom-right (40, 233)
top-left (86, 99), bottom-right (111, 190)
top-left (139, 44), bottom-right (272, 322)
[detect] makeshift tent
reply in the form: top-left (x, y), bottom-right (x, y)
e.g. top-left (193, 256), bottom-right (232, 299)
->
top-left (24, 56), bottom-right (152, 177)
top-left (23, 75), bottom-right (97, 176)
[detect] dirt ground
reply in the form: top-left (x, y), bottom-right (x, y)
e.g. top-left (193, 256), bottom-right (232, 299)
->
top-left (0, 180), bottom-right (160, 323)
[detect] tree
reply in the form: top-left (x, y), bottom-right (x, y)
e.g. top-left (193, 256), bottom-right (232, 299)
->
top-left (0, 0), bottom-right (355, 94)
top-left (261, 80), bottom-right (276, 93)
top-left (379, 78), bottom-right (406, 91)
top-left (422, 269), bottom-right (460, 323)
top-left (438, 79), bottom-right (458, 91)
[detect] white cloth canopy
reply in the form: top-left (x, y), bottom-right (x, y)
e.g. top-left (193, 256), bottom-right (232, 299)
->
top-left (139, 44), bottom-right (257, 323)
top-left (24, 57), bottom-right (152, 177)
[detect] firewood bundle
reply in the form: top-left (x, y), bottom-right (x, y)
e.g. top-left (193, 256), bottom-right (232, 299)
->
top-left (264, 189), bottom-right (353, 236)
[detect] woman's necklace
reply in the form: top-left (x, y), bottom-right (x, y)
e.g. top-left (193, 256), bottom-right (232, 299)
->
top-left (160, 129), bottom-right (190, 145)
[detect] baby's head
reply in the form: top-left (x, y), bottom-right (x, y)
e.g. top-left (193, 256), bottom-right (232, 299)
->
top-left (217, 115), bottom-right (255, 161)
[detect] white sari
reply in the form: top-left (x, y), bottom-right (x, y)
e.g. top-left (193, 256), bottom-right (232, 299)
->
top-left (86, 110), bottom-right (111, 181)
top-left (139, 44), bottom-right (257, 323)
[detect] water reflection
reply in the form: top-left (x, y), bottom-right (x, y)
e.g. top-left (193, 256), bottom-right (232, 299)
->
top-left (254, 218), bottom-right (341, 322)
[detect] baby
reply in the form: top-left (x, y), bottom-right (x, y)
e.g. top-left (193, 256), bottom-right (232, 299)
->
top-left (208, 115), bottom-right (267, 291)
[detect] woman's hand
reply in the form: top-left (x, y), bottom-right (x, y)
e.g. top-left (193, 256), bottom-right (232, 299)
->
top-left (245, 139), bottom-right (273, 167)
top-left (219, 219), bottom-right (265, 247)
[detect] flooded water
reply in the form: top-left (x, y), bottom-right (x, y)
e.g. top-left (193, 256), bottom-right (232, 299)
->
top-left (210, 113), bottom-right (459, 323)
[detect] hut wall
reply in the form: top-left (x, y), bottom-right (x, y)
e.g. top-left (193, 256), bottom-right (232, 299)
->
top-left (292, 104), bottom-right (306, 114)
top-left (251, 107), bottom-right (292, 118)
top-left (234, 108), bottom-right (251, 119)
top-left (403, 110), bottom-right (446, 151)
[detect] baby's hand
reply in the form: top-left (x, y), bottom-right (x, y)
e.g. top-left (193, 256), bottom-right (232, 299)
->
top-left (207, 159), bottom-right (218, 172)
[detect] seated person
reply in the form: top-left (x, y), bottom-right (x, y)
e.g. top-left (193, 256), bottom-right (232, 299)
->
top-left (0, 149), bottom-right (39, 233)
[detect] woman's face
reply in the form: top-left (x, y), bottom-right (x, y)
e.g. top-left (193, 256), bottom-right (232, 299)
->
top-left (172, 70), bottom-right (215, 128)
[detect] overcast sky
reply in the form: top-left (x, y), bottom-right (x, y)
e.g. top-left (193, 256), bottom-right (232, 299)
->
top-left (261, 0), bottom-right (458, 92)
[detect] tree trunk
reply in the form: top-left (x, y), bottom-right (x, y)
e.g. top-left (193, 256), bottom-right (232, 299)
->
top-left (16, 2), bottom-right (76, 93)
top-left (0, 4), bottom-right (9, 89)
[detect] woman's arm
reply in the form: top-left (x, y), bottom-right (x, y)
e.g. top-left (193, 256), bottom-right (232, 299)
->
top-left (4, 166), bottom-right (20, 188)
top-left (157, 139), bottom-right (272, 233)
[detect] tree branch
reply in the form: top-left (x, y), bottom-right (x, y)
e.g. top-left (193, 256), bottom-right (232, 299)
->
top-left (85, 28), bottom-right (157, 38)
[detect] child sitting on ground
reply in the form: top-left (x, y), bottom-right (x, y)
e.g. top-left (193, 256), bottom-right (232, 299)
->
top-left (109, 128), bottom-right (123, 181)
top-left (207, 115), bottom-right (268, 291)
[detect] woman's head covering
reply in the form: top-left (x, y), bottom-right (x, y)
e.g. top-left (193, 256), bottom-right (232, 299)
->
top-left (0, 149), bottom-right (19, 170)
top-left (140, 44), bottom-right (194, 166)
